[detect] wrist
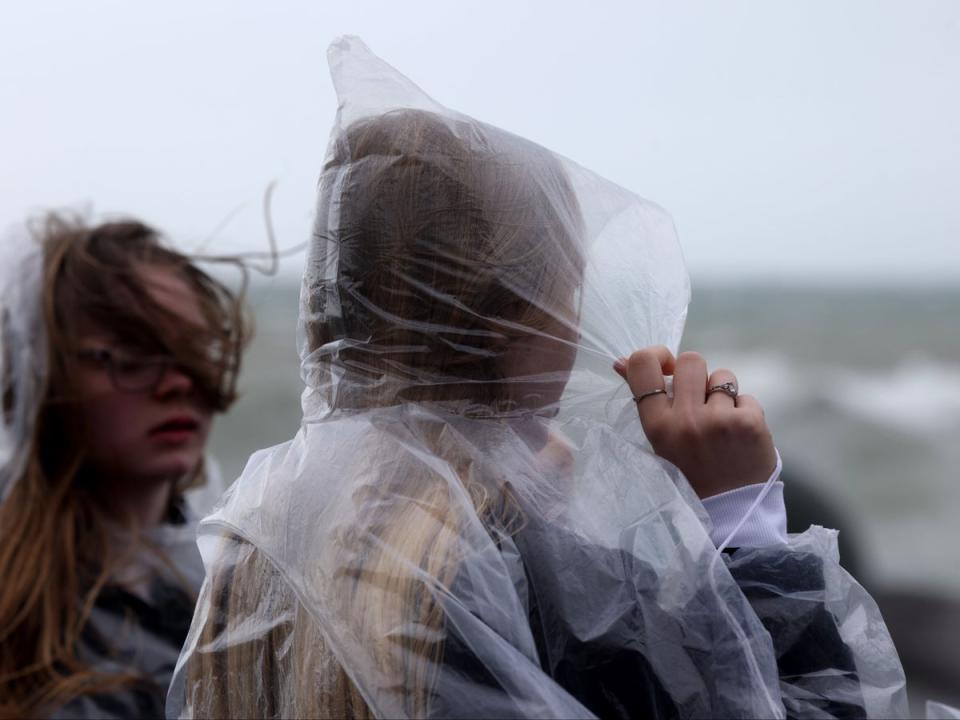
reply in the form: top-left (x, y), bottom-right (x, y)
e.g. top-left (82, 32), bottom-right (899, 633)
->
top-left (701, 451), bottom-right (787, 548)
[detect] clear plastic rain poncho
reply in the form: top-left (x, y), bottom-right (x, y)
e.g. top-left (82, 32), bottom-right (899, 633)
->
top-left (169, 37), bottom-right (907, 719)
top-left (0, 239), bottom-right (46, 503)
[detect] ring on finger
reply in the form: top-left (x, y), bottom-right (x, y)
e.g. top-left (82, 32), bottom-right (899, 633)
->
top-left (634, 388), bottom-right (668, 405)
top-left (706, 381), bottom-right (738, 400)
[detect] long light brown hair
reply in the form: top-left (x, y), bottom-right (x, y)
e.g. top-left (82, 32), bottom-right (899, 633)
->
top-left (185, 110), bottom-right (584, 718)
top-left (0, 214), bottom-right (250, 718)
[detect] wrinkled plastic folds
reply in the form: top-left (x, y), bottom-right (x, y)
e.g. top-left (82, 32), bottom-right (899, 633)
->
top-left (928, 701), bottom-right (960, 720)
top-left (169, 37), bottom-right (907, 719)
top-left (0, 238), bottom-right (45, 502)
top-left (726, 528), bottom-right (908, 719)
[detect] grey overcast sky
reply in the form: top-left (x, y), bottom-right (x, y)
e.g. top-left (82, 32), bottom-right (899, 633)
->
top-left (1, 1), bottom-right (957, 284)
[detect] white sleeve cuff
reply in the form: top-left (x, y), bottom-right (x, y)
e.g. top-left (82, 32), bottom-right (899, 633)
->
top-left (701, 480), bottom-right (789, 548)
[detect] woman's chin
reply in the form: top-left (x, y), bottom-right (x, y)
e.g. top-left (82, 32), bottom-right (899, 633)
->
top-left (138, 453), bottom-right (202, 481)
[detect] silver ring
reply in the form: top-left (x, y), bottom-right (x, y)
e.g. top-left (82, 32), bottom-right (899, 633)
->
top-left (707, 381), bottom-right (738, 400)
top-left (634, 388), bottom-right (668, 404)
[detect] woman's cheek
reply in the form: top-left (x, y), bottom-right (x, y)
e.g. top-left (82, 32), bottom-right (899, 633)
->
top-left (79, 395), bottom-right (144, 469)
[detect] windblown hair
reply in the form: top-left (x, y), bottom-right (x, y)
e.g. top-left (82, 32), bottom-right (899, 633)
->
top-left (185, 109), bottom-right (584, 718)
top-left (301, 108), bottom-right (585, 411)
top-left (0, 214), bottom-right (250, 717)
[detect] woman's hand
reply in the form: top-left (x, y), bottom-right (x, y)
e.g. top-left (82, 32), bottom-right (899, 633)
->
top-left (613, 346), bottom-right (777, 499)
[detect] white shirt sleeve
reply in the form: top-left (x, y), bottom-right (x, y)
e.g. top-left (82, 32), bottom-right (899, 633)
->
top-left (701, 479), bottom-right (789, 548)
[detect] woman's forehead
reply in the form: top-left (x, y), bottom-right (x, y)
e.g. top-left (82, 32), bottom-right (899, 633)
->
top-left (136, 264), bottom-right (205, 329)
top-left (69, 264), bottom-right (207, 350)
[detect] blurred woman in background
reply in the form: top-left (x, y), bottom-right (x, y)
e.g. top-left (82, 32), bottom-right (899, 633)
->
top-left (0, 214), bottom-right (249, 718)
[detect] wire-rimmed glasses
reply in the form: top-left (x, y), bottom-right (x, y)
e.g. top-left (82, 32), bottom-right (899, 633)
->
top-left (76, 348), bottom-right (179, 394)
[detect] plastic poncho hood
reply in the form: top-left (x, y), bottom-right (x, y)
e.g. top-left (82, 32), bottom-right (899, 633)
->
top-left (169, 37), bottom-right (907, 719)
top-left (0, 238), bottom-right (45, 502)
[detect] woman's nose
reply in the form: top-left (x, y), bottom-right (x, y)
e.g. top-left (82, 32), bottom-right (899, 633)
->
top-left (152, 364), bottom-right (194, 397)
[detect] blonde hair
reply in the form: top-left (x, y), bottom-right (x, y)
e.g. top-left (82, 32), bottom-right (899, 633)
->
top-left (186, 110), bottom-right (582, 718)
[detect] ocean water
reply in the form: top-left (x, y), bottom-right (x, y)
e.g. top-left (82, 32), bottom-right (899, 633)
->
top-left (209, 280), bottom-right (960, 600)
top-left (683, 286), bottom-right (960, 599)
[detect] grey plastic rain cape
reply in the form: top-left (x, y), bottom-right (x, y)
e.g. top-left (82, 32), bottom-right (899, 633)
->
top-left (168, 37), bottom-right (907, 719)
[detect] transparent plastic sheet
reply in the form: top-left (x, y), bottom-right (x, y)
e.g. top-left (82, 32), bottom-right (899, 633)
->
top-left (169, 37), bottom-right (905, 719)
top-left (727, 527), bottom-right (908, 717)
top-left (928, 701), bottom-right (960, 719)
top-left (0, 238), bottom-right (46, 502)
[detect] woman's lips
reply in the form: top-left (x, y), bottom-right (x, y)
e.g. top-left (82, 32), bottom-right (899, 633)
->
top-left (149, 416), bottom-right (200, 443)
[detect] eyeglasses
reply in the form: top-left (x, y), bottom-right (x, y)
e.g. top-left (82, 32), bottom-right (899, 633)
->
top-left (76, 348), bottom-right (180, 394)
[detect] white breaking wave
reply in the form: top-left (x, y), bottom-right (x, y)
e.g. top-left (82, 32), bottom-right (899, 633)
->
top-left (831, 359), bottom-right (960, 434)
top-left (698, 351), bottom-right (960, 435)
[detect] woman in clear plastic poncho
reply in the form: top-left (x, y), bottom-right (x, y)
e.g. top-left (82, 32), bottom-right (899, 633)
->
top-left (171, 38), bottom-right (907, 720)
